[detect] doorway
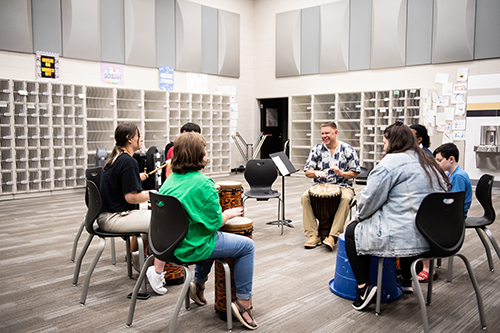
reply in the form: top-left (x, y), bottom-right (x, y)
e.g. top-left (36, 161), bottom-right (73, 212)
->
top-left (258, 98), bottom-right (289, 159)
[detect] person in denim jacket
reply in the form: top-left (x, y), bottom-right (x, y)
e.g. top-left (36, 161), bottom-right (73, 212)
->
top-left (344, 121), bottom-right (450, 311)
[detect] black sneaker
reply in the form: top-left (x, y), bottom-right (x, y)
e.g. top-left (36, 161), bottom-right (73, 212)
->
top-left (352, 282), bottom-right (377, 311)
top-left (397, 276), bottom-right (413, 294)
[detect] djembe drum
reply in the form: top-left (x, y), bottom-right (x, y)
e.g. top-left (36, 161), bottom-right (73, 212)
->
top-left (309, 183), bottom-right (342, 240)
top-left (214, 216), bottom-right (253, 319)
top-left (217, 181), bottom-right (243, 211)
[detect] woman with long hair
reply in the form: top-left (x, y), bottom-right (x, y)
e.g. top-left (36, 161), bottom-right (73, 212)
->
top-left (158, 132), bottom-right (258, 330)
top-left (344, 121), bottom-right (450, 311)
top-left (98, 123), bottom-right (167, 295)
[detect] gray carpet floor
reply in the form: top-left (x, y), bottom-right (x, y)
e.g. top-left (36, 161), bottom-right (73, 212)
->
top-left (0, 172), bottom-right (499, 332)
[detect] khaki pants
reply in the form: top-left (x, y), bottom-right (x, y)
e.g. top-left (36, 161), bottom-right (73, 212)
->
top-left (301, 187), bottom-right (355, 238)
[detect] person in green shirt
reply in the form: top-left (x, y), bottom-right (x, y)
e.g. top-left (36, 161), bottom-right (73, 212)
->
top-left (159, 132), bottom-right (258, 330)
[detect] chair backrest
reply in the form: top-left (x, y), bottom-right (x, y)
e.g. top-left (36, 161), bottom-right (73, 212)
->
top-left (84, 180), bottom-right (103, 236)
top-left (148, 192), bottom-right (189, 264)
top-left (475, 174), bottom-right (496, 223)
top-left (84, 167), bottom-right (102, 206)
top-left (244, 159), bottom-right (278, 191)
top-left (416, 191), bottom-right (465, 258)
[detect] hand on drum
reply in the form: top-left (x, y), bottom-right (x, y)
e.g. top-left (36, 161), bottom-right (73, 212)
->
top-left (314, 170), bottom-right (328, 178)
top-left (331, 166), bottom-right (343, 177)
top-left (221, 207), bottom-right (243, 226)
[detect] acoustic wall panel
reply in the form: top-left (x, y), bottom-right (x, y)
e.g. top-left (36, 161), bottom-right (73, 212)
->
top-left (474, 0), bottom-right (500, 60)
top-left (0, 0), bottom-right (33, 53)
top-left (276, 10), bottom-right (301, 78)
top-left (176, 0), bottom-right (202, 73)
top-left (301, 6), bottom-right (320, 75)
top-left (432, 0), bottom-right (476, 64)
top-left (101, 0), bottom-right (125, 64)
top-left (124, 0), bottom-right (156, 67)
top-left (218, 9), bottom-right (240, 77)
top-left (349, 0), bottom-right (372, 71)
top-left (156, 0), bottom-right (176, 67)
top-left (371, 0), bottom-right (406, 69)
top-left (202, 6), bottom-right (218, 75)
top-left (406, 0), bottom-right (433, 66)
top-left (61, 0), bottom-right (101, 61)
top-left (32, 0), bottom-right (62, 55)
top-left (320, 1), bottom-right (349, 73)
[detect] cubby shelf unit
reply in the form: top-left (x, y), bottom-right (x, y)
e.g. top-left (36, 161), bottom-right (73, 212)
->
top-left (289, 89), bottom-right (421, 171)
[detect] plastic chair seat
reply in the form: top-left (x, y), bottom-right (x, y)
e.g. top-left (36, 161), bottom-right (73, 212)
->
top-left (466, 216), bottom-right (493, 228)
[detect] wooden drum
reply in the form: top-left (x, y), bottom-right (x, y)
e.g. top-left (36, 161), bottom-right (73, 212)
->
top-left (309, 183), bottom-right (342, 241)
top-left (214, 216), bottom-right (253, 317)
top-left (217, 181), bottom-right (243, 211)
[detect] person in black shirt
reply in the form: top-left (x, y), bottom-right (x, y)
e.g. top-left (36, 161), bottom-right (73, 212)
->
top-left (98, 123), bottom-right (167, 295)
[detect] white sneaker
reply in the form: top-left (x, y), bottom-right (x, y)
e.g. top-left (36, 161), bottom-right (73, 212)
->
top-left (131, 251), bottom-right (140, 273)
top-left (146, 266), bottom-right (168, 295)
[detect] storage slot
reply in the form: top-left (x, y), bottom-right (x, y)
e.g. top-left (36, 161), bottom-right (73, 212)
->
top-left (40, 149), bottom-right (51, 168)
top-left (1, 149), bottom-right (13, 169)
top-left (16, 171), bottom-right (29, 192)
top-left (291, 122), bottom-right (312, 147)
top-left (54, 169), bottom-right (65, 189)
top-left (1, 127), bottom-right (12, 147)
top-left (41, 170), bottom-right (52, 190)
top-left (2, 171), bottom-right (14, 193)
top-left (29, 170), bottom-right (41, 191)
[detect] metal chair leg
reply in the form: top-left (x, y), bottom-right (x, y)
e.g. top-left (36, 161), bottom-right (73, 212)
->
top-left (455, 253), bottom-right (487, 330)
top-left (483, 227), bottom-right (500, 261)
top-left (126, 255), bottom-right (155, 327)
top-left (71, 218), bottom-right (86, 262)
top-left (375, 257), bottom-right (384, 315)
top-left (411, 259), bottom-right (430, 333)
top-left (110, 238), bottom-right (116, 265)
top-left (476, 228), bottom-right (495, 271)
top-left (447, 256), bottom-right (454, 282)
top-left (169, 266), bottom-right (193, 333)
top-left (219, 259), bottom-right (233, 332)
top-left (80, 237), bottom-right (106, 305)
top-left (73, 233), bottom-right (94, 285)
top-left (427, 260), bottom-right (434, 305)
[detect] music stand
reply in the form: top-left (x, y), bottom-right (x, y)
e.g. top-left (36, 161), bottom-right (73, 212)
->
top-left (268, 151), bottom-right (299, 229)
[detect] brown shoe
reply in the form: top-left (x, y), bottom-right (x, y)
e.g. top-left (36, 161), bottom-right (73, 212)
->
top-left (323, 236), bottom-right (337, 251)
top-left (304, 236), bottom-right (322, 249)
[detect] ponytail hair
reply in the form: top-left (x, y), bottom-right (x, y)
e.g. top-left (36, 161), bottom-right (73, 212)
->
top-left (103, 123), bottom-right (139, 171)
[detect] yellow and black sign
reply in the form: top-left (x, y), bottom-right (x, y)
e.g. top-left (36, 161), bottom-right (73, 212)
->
top-left (40, 56), bottom-right (56, 78)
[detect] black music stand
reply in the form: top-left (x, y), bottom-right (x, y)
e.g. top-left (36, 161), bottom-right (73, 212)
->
top-left (268, 151), bottom-right (299, 228)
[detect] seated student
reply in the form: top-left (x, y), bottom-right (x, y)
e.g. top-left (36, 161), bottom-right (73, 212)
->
top-left (410, 124), bottom-right (433, 156)
top-left (344, 121), bottom-right (450, 311)
top-left (98, 123), bottom-right (167, 295)
top-left (164, 122), bottom-right (201, 180)
top-left (158, 132), bottom-right (258, 330)
top-left (415, 142), bottom-right (473, 283)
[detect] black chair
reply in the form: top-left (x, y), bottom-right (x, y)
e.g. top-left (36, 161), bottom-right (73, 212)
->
top-left (355, 166), bottom-right (371, 185)
top-left (126, 193), bottom-right (233, 332)
top-left (374, 192), bottom-right (486, 332)
top-left (70, 167), bottom-right (116, 265)
top-left (447, 174), bottom-right (498, 281)
top-left (242, 159), bottom-right (284, 234)
top-left (73, 180), bottom-right (146, 305)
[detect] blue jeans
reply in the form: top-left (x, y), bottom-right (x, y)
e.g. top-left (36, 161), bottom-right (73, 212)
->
top-left (194, 231), bottom-right (255, 300)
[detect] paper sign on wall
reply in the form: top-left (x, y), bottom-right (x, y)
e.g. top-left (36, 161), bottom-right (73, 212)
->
top-left (453, 131), bottom-right (466, 140)
top-left (457, 68), bottom-right (468, 82)
top-left (442, 131), bottom-right (453, 143)
top-left (453, 119), bottom-right (466, 130)
top-left (455, 103), bottom-right (466, 115)
top-left (453, 83), bottom-right (467, 94)
top-left (445, 107), bottom-right (455, 120)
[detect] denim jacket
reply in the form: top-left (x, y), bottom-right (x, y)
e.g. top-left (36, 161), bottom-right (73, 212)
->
top-left (354, 150), bottom-right (447, 257)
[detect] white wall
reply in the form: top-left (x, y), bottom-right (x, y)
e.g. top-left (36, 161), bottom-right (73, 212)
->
top-left (253, 0), bottom-right (500, 181)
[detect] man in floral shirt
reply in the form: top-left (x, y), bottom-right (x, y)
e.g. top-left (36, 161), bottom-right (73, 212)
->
top-left (301, 121), bottom-right (360, 250)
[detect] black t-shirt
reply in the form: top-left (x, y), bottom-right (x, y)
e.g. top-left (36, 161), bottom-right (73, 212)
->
top-left (100, 153), bottom-right (143, 213)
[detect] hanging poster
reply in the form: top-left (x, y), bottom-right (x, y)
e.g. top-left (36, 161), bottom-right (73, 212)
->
top-left (36, 51), bottom-right (59, 80)
top-left (100, 63), bottom-right (124, 85)
top-left (159, 66), bottom-right (174, 91)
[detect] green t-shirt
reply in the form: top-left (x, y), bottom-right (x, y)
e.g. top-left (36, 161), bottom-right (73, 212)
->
top-left (158, 171), bottom-right (222, 262)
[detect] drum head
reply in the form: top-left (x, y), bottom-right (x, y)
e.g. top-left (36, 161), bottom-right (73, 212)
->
top-left (217, 181), bottom-right (242, 189)
top-left (309, 183), bottom-right (340, 196)
top-left (225, 216), bottom-right (252, 225)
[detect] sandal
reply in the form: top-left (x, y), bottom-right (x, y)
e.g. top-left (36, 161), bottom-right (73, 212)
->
top-left (417, 270), bottom-right (438, 283)
top-left (189, 282), bottom-right (207, 306)
top-left (231, 299), bottom-right (258, 330)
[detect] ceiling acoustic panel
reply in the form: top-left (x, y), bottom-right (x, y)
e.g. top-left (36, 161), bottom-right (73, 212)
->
top-left (176, 0), bottom-right (202, 73)
top-left (218, 9), bottom-right (240, 77)
top-left (124, 0), bottom-right (156, 67)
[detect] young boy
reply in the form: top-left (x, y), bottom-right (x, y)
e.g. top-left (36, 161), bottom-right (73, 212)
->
top-left (417, 143), bottom-right (473, 283)
top-left (433, 142), bottom-right (472, 216)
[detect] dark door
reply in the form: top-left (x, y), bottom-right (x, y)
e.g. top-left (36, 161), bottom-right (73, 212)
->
top-left (259, 98), bottom-right (288, 159)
